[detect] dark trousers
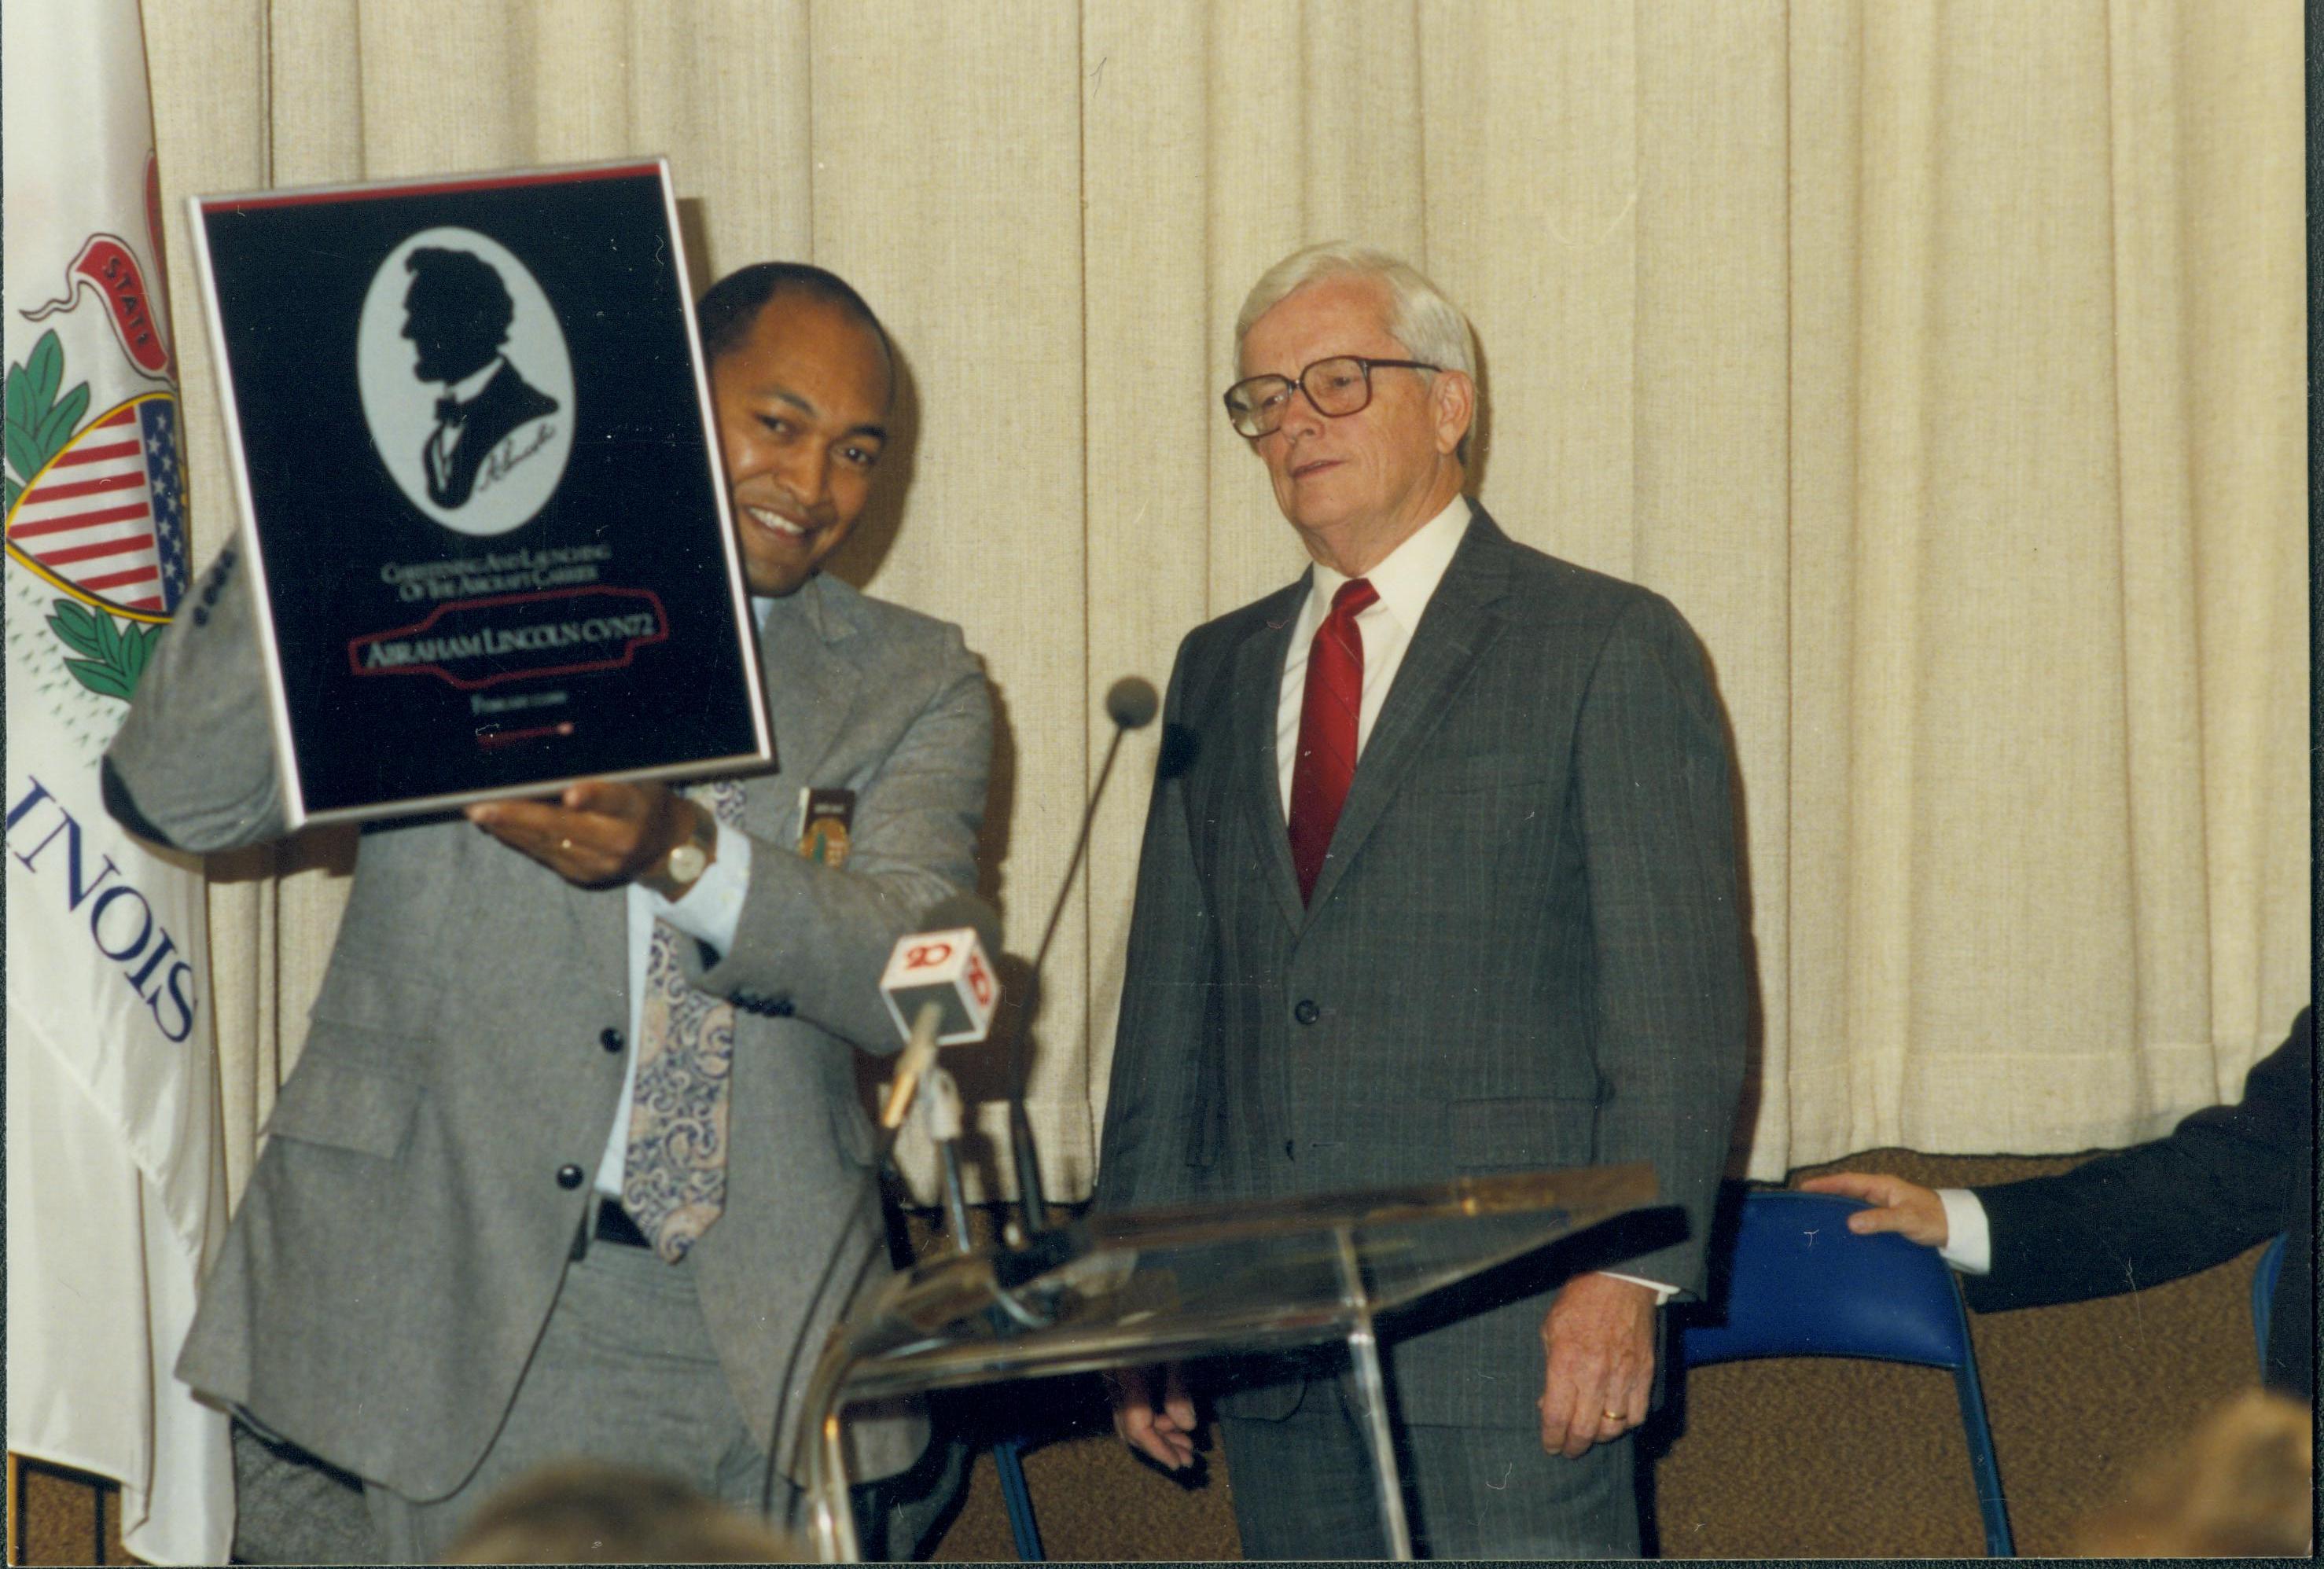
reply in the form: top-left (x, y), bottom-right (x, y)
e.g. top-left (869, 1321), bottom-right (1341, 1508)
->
top-left (1217, 1373), bottom-right (1639, 1560)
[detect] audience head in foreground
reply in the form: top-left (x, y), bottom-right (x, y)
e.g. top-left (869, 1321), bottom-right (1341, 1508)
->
top-left (2072, 1390), bottom-right (2312, 1556)
top-left (442, 1459), bottom-right (808, 1563)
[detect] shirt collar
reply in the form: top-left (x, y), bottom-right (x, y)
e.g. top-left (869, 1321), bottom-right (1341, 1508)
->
top-left (1307, 494), bottom-right (1472, 627)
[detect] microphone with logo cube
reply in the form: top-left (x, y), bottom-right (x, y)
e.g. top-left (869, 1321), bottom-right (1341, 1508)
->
top-left (877, 909), bottom-right (1000, 1249)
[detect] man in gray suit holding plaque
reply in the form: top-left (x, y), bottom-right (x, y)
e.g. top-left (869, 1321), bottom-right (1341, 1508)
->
top-left (105, 264), bottom-right (990, 1561)
top-left (1097, 244), bottom-right (1749, 1559)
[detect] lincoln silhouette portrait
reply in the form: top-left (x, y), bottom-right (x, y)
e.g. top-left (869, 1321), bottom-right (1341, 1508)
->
top-left (403, 246), bottom-right (560, 509)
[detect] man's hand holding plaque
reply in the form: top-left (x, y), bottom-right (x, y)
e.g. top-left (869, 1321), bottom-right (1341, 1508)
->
top-left (467, 780), bottom-right (707, 892)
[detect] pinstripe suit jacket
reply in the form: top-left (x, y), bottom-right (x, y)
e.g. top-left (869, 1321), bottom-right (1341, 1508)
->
top-left (1096, 507), bottom-right (1749, 1430)
top-left (103, 549), bottom-right (991, 1497)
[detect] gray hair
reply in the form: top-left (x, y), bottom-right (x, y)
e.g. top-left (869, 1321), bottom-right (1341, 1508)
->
top-left (1234, 242), bottom-right (1479, 459)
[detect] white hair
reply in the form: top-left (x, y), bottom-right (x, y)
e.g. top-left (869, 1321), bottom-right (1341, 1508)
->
top-left (1234, 242), bottom-right (1480, 458)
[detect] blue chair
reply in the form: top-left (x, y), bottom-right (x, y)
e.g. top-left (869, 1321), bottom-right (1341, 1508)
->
top-left (1675, 1189), bottom-right (2014, 1556)
top-left (2251, 1231), bottom-right (2286, 1380)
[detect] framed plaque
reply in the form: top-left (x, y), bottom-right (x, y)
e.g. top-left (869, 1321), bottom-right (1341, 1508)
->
top-left (188, 157), bottom-right (770, 827)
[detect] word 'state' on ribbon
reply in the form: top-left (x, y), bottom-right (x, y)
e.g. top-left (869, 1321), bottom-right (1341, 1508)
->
top-left (24, 235), bottom-right (171, 377)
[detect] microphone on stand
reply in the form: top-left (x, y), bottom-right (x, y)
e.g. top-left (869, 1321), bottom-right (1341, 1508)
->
top-left (919, 1065), bottom-right (975, 1251)
top-left (1105, 674), bottom-right (1163, 730)
top-left (763, 890), bottom-right (1000, 1525)
top-left (876, 909), bottom-right (998, 1255)
top-left (1004, 675), bottom-right (1159, 1241)
top-left (877, 902), bottom-right (1002, 1131)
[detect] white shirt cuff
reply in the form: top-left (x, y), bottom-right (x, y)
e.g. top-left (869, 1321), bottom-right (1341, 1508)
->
top-left (645, 816), bottom-right (752, 957)
top-left (1936, 1188), bottom-right (1991, 1274)
top-left (1594, 1270), bottom-right (1680, 1306)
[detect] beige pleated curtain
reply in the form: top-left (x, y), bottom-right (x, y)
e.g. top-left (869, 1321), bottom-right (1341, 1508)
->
top-left (139, 0), bottom-right (2307, 1207)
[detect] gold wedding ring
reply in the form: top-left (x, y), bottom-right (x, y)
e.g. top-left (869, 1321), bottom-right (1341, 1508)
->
top-left (1602, 1409), bottom-right (1623, 1421)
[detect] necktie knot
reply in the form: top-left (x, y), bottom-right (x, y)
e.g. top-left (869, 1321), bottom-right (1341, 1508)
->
top-left (1330, 577), bottom-right (1379, 621)
top-left (435, 395), bottom-right (466, 425)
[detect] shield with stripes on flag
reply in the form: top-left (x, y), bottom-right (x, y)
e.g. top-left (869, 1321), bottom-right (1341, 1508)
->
top-left (6, 391), bottom-right (189, 620)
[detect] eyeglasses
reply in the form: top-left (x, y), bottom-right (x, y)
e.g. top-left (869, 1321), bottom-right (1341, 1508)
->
top-left (1222, 355), bottom-right (1440, 439)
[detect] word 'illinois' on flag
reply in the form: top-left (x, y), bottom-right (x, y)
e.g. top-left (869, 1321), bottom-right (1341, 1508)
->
top-left (2, 0), bottom-right (234, 1563)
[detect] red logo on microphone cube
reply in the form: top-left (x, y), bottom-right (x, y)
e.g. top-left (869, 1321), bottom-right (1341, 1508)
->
top-left (878, 925), bottom-right (999, 1045)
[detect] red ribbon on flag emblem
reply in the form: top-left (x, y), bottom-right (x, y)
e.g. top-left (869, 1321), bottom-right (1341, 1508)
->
top-left (23, 234), bottom-right (171, 378)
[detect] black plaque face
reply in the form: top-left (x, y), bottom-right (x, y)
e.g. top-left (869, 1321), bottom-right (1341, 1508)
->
top-left (192, 162), bottom-right (768, 823)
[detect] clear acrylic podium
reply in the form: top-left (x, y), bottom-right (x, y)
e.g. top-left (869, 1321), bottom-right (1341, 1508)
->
top-left (799, 1161), bottom-right (1660, 1560)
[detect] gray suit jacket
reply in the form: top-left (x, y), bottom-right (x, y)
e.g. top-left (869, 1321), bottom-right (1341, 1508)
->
top-left (105, 548), bottom-right (991, 1497)
top-left (1096, 507), bottom-right (1748, 1431)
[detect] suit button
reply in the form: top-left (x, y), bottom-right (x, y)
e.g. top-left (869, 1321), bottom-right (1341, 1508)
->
top-left (1293, 999), bottom-right (1320, 1026)
top-left (599, 1027), bottom-right (624, 1053)
top-left (555, 1163), bottom-right (584, 1189)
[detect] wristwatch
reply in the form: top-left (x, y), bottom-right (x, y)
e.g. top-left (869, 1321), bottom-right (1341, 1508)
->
top-left (641, 798), bottom-right (717, 900)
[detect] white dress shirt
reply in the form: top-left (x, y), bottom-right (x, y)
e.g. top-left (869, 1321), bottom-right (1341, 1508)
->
top-left (1271, 497), bottom-right (1675, 1304)
top-left (1936, 1189), bottom-right (1994, 1273)
top-left (591, 598), bottom-right (768, 1197)
top-left (1274, 495), bottom-right (1471, 811)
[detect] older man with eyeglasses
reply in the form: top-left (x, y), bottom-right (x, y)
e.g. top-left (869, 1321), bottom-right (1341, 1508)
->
top-left (1094, 243), bottom-right (1749, 1558)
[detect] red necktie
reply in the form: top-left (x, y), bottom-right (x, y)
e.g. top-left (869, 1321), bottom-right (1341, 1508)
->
top-left (1287, 578), bottom-right (1378, 904)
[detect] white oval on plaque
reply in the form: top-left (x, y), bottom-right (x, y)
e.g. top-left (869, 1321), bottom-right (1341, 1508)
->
top-left (356, 226), bottom-right (575, 538)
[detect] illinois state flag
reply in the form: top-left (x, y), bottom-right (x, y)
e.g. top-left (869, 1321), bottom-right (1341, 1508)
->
top-left (3, 2), bottom-right (234, 1561)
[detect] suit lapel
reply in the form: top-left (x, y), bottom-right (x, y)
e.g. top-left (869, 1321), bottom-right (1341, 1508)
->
top-left (1227, 581), bottom-right (1309, 932)
top-left (748, 575), bottom-right (863, 835)
top-left (1301, 509), bottom-right (1512, 917)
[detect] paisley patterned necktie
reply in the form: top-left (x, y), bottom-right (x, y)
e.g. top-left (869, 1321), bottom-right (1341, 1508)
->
top-left (622, 778), bottom-right (747, 1262)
